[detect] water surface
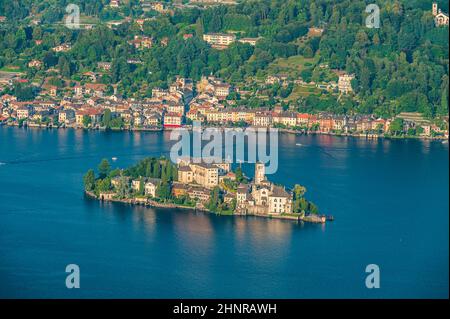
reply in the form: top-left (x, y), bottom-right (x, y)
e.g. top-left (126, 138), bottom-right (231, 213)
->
top-left (0, 127), bottom-right (448, 298)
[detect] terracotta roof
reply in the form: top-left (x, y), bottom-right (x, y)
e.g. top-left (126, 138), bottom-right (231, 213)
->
top-left (178, 166), bottom-right (192, 172)
top-left (165, 112), bottom-right (182, 117)
top-left (146, 178), bottom-right (161, 185)
top-left (77, 108), bottom-right (102, 116)
top-left (271, 185), bottom-right (290, 198)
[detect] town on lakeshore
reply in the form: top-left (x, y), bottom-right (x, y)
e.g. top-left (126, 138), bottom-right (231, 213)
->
top-left (1, 73), bottom-right (448, 140)
top-left (0, 2), bottom-right (448, 140)
top-left (84, 157), bottom-right (328, 223)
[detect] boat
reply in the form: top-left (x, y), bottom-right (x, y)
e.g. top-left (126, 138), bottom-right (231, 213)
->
top-left (112, 157), bottom-right (118, 161)
top-left (296, 143), bottom-right (303, 146)
top-left (319, 214), bottom-right (334, 221)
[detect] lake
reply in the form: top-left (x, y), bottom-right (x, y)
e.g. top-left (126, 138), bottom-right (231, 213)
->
top-left (0, 126), bottom-right (448, 298)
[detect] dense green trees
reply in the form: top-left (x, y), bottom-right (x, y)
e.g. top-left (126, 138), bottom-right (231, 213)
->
top-left (389, 118), bottom-right (404, 136)
top-left (0, 0), bottom-right (447, 117)
top-left (83, 169), bottom-right (95, 192)
top-left (116, 176), bottom-right (131, 199)
top-left (156, 182), bottom-right (171, 201)
top-left (102, 109), bottom-right (112, 128)
top-left (317, 1), bottom-right (448, 117)
top-left (98, 158), bottom-right (111, 179)
top-left (235, 166), bottom-right (245, 183)
top-left (82, 115), bottom-right (91, 128)
top-left (292, 184), bottom-right (319, 215)
top-left (122, 157), bottom-right (177, 183)
top-left (206, 186), bottom-right (222, 211)
top-left (96, 177), bottom-right (111, 193)
top-left (205, 186), bottom-right (233, 214)
top-left (12, 84), bottom-right (36, 101)
top-left (83, 157), bottom-right (178, 202)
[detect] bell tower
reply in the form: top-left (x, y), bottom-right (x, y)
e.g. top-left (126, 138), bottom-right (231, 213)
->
top-left (254, 162), bottom-right (265, 185)
top-left (432, 2), bottom-right (438, 16)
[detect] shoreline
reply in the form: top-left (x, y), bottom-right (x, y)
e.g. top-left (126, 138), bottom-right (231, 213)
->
top-left (2, 122), bottom-right (447, 141)
top-left (85, 191), bottom-right (328, 223)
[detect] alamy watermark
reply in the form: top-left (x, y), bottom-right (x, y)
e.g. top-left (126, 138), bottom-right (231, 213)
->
top-left (65, 4), bottom-right (80, 29)
top-left (169, 121), bottom-right (279, 174)
top-left (365, 4), bottom-right (380, 29)
top-left (365, 264), bottom-right (380, 289)
top-left (65, 264), bottom-right (80, 289)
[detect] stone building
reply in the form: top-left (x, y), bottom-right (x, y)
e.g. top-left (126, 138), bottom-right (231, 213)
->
top-left (177, 159), bottom-right (230, 189)
top-left (433, 2), bottom-right (449, 27)
top-left (243, 163), bottom-right (294, 215)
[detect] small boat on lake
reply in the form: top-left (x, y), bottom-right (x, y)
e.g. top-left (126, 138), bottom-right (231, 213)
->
top-left (320, 214), bottom-right (334, 221)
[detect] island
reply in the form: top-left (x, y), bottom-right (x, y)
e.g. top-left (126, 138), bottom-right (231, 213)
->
top-left (83, 157), bottom-right (330, 223)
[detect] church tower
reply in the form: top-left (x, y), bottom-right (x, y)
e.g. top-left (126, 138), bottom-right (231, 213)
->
top-left (432, 2), bottom-right (438, 16)
top-left (254, 162), bottom-right (265, 185)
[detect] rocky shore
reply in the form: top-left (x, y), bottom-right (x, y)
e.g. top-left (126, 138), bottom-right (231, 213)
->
top-left (85, 191), bottom-right (328, 223)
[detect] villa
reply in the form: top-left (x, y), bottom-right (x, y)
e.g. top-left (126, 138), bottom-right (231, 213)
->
top-left (203, 33), bottom-right (236, 49)
top-left (235, 163), bottom-right (293, 215)
top-left (177, 159), bottom-right (231, 189)
top-left (433, 2), bottom-right (449, 27)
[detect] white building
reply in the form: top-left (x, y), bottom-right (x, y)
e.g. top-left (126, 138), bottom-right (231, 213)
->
top-left (254, 162), bottom-right (266, 185)
top-left (238, 37), bottom-right (260, 46)
top-left (432, 2), bottom-right (449, 27)
top-left (338, 73), bottom-right (355, 94)
top-left (145, 178), bottom-right (161, 197)
top-left (177, 159), bottom-right (231, 189)
top-left (203, 33), bottom-right (236, 48)
top-left (250, 163), bottom-right (293, 215)
top-left (109, 0), bottom-right (120, 8)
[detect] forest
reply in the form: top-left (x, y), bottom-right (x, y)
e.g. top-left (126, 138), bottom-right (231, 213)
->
top-left (0, 0), bottom-right (448, 118)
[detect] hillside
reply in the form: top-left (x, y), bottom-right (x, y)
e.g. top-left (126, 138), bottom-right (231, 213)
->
top-left (0, 0), bottom-right (448, 118)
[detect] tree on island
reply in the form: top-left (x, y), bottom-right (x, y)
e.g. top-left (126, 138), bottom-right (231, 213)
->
top-left (292, 184), bottom-right (318, 215)
top-left (206, 186), bottom-right (224, 212)
top-left (98, 159), bottom-right (111, 179)
top-left (294, 197), bottom-right (309, 213)
top-left (156, 182), bottom-right (172, 201)
top-left (235, 166), bottom-right (245, 183)
top-left (138, 177), bottom-right (145, 196)
top-left (116, 175), bottom-right (131, 199)
top-left (308, 202), bottom-right (319, 215)
top-left (95, 177), bottom-right (111, 194)
top-left (293, 184), bottom-right (306, 199)
top-left (83, 169), bottom-right (95, 191)
top-left (152, 161), bottom-right (161, 178)
top-left (162, 160), bottom-right (178, 182)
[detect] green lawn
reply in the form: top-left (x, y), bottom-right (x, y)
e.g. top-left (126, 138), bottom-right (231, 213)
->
top-left (0, 65), bottom-right (24, 73)
top-left (79, 15), bottom-right (100, 24)
top-left (267, 55), bottom-right (319, 75)
top-left (286, 85), bottom-right (322, 101)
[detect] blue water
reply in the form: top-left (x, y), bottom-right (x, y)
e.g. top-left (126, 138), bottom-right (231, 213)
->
top-left (0, 126), bottom-right (448, 298)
